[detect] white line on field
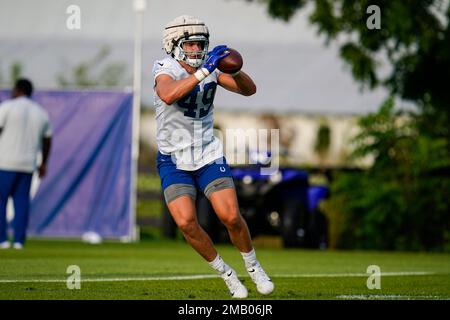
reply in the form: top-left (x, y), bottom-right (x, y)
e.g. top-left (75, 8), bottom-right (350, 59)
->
top-left (0, 275), bottom-right (219, 283)
top-left (273, 271), bottom-right (435, 278)
top-left (0, 271), bottom-right (436, 283)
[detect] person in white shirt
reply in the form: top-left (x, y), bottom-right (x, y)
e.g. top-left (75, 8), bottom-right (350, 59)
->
top-left (0, 79), bottom-right (52, 249)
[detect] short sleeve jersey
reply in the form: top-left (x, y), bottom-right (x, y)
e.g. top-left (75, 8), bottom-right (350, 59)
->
top-left (153, 56), bottom-right (223, 171)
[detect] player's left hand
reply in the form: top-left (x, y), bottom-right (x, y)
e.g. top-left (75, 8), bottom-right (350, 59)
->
top-left (209, 45), bottom-right (228, 56)
top-left (202, 45), bottom-right (230, 74)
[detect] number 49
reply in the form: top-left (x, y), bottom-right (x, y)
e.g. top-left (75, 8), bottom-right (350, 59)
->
top-left (177, 82), bottom-right (217, 118)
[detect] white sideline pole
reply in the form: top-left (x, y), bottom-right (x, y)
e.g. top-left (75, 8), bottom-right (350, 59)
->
top-left (129, 0), bottom-right (146, 242)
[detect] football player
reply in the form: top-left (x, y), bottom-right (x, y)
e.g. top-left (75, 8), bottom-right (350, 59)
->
top-left (153, 15), bottom-right (274, 298)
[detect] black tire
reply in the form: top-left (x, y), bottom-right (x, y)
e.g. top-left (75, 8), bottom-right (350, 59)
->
top-left (281, 199), bottom-right (308, 248)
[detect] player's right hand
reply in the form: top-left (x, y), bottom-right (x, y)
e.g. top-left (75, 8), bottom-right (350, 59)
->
top-left (202, 45), bottom-right (230, 74)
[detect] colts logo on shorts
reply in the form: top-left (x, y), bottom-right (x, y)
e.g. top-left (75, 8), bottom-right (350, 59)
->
top-left (220, 167), bottom-right (226, 173)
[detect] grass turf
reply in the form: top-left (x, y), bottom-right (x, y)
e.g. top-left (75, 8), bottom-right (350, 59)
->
top-left (0, 239), bottom-right (449, 300)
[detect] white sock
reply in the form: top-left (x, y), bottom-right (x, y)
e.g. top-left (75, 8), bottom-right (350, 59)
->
top-left (208, 254), bottom-right (230, 275)
top-left (241, 248), bottom-right (258, 269)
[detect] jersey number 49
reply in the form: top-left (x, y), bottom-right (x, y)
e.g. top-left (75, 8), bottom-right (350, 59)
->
top-left (177, 82), bottom-right (217, 118)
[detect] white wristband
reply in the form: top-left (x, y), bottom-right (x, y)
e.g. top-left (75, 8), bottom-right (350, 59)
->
top-left (194, 68), bottom-right (210, 81)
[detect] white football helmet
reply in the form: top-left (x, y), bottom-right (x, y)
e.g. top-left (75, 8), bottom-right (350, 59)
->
top-left (163, 15), bottom-right (209, 68)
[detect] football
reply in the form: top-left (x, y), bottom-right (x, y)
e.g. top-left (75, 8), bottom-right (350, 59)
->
top-left (218, 48), bottom-right (243, 74)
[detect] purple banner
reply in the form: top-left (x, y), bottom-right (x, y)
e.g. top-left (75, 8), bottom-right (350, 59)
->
top-left (0, 89), bottom-right (133, 240)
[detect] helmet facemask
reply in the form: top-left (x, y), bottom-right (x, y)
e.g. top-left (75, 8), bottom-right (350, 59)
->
top-left (173, 35), bottom-right (209, 68)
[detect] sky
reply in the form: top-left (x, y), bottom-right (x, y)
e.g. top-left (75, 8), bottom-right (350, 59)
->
top-left (0, 0), bottom-right (402, 114)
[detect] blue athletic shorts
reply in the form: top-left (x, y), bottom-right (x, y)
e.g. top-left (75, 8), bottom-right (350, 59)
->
top-left (157, 151), bottom-right (234, 202)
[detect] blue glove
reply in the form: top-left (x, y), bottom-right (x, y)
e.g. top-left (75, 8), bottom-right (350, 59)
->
top-left (202, 45), bottom-right (230, 74)
top-left (209, 45), bottom-right (228, 56)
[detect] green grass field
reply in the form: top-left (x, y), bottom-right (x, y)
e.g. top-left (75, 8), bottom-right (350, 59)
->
top-left (0, 239), bottom-right (449, 300)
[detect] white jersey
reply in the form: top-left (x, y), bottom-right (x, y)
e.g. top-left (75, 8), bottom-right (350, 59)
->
top-left (0, 96), bottom-right (52, 173)
top-left (153, 56), bottom-right (223, 171)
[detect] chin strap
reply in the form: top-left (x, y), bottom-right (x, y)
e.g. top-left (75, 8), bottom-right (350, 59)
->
top-left (185, 58), bottom-right (203, 68)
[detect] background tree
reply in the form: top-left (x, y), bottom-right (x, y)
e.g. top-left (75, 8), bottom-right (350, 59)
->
top-left (326, 98), bottom-right (450, 250)
top-left (56, 45), bottom-right (128, 88)
top-left (248, 0), bottom-right (449, 140)
top-left (314, 119), bottom-right (331, 168)
top-left (0, 61), bottom-right (24, 87)
top-left (246, 0), bottom-right (450, 250)
top-left (10, 62), bottom-right (23, 84)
